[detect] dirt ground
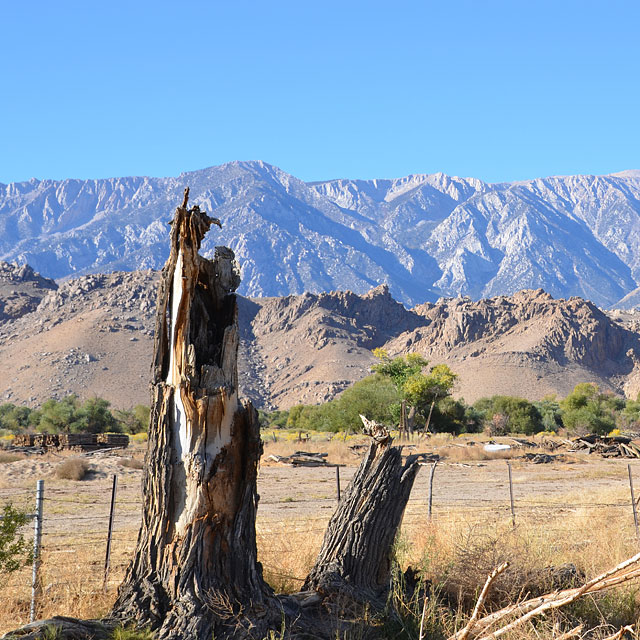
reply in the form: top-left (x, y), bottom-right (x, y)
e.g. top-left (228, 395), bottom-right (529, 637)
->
top-left (1, 438), bottom-right (639, 633)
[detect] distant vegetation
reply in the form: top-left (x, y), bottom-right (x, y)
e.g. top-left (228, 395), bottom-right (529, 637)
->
top-left (261, 352), bottom-right (640, 437)
top-left (0, 395), bottom-right (150, 436)
top-left (2, 368), bottom-right (639, 440)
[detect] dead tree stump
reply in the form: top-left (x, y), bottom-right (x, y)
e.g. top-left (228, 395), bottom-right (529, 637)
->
top-left (112, 190), bottom-right (275, 639)
top-left (303, 416), bottom-right (420, 604)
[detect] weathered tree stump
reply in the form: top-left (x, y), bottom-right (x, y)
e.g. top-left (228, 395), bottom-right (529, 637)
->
top-left (3, 195), bottom-right (423, 640)
top-left (111, 189), bottom-right (275, 639)
top-left (303, 416), bottom-right (420, 605)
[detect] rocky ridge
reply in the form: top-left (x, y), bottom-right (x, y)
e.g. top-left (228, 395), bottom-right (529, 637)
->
top-left (2, 162), bottom-right (640, 308)
top-left (1, 263), bottom-right (640, 410)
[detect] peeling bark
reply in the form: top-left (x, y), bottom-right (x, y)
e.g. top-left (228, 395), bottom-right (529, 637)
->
top-left (112, 190), bottom-right (274, 639)
top-left (303, 418), bottom-right (420, 604)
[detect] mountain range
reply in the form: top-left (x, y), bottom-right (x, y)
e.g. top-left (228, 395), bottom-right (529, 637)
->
top-left (2, 163), bottom-right (640, 308)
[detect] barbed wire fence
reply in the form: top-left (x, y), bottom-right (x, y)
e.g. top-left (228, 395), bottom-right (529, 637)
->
top-left (2, 457), bottom-right (640, 632)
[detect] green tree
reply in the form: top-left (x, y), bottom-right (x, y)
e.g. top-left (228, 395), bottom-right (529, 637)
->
top-left (35, 395), bottom-right (84, 433)
top-left (285, 374), bottom-right (399, 433)
top-left (402, 364), bottom-right (458, 419)
top-left (534, 396), bottom-right (562, 432)
top-left (371, 350), bottom-right (429, 387)
top-left (33, 395), bottom-right (122, 434)
top-left (621, 399), bottom-right (640, 430)
top-left (258, 409), bottom-right (289, 430)
top-left (80, 397), bottom-right (121, 434)
top-left (373, 351), bottom-right (458, 432)
top-left (332, 373), bottom-right (400, 431)
top-left (0, 403), bottom-right (33, 434)
top-left (559, 383), bottom-right (618, 435)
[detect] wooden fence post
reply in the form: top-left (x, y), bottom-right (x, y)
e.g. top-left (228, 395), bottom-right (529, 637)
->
top-left (507, 462), bottom-right (516, 528)
top-left (628, 464), bottom-right (640, 543)
top-left (428, 461), bottom-right (437, 522)
top-left (103, 474), bottom-right (118, 591)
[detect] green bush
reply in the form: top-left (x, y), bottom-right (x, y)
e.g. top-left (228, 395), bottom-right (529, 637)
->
top-left (0, 503), bottom-right (32, 581)
top-left (473, 395), bottom-right (543, 435)
top-left (286, 373), bottom-right (400, 433)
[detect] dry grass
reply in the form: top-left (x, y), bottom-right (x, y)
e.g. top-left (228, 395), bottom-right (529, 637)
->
top-left (0, 451), bottom-right (24, 464)
top-left (257, 519), bottom-right (326, 593)
top-left (54, 457), bottom-right (90, 480)
top-left (118, 457), bottom-right (144, 470)
top-left (3, 439), bottom-right (640, 638)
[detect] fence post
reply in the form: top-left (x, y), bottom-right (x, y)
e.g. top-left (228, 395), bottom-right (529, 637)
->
top-left (428, 461), bottom-right (437, 522)
top-left (103, 474), bottom-right (118, 591)
top-left (336, 465), bottom-right (341, 501)
top-left (507, 462), bottom-right (516, 528)
top-left (628, 464), bottom-right (640, 543)
top-left (29, 479), bottom-right (44, 623)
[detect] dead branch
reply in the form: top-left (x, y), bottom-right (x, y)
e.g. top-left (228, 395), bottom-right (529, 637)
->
top-left (457, 562), bottom-right (509, 640)
top-left (448, 552), bottom-right (640, 640)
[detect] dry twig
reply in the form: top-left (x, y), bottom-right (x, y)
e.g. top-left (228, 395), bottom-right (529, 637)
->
top-left (554, 625), bottom-right (583, 640)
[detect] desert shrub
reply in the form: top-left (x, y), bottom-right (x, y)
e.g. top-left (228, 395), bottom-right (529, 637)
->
top-left (0, 503), bottom-right (32, 581)
top-left (474, 395), bottom-right (543, 435)
top-left (433, 528), bottom-right (583, 611)
top-left (55, 458), bottom-right (89, 480)
top-left (119, 457), bottom-right (144, 470)
top-left (0, 451), bottom-right (22, 463)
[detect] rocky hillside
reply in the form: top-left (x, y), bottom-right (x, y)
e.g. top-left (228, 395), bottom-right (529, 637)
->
top-left (1, 262), bottom-right (640, 410)
top-left (0, 262), bottom-right (56, 322)
top-left (2, 163), bottom-right (640, 308)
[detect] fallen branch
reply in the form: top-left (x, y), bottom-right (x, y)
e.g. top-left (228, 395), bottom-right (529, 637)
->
top-left (448, 552), bottom-right (640, 640)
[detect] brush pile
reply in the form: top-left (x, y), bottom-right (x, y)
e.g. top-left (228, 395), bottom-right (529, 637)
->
top-left (12, 432), bottom-right (129, 451)
top-left (567, 434), bottom-right (640, 458)
top-left (266, 451), bottom-right (330, 466)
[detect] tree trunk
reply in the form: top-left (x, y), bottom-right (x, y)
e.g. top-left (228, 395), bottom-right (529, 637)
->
top-left (112, 190), bottom-right (274, 639)
top-left (303, 417), bottom-right (420, 604)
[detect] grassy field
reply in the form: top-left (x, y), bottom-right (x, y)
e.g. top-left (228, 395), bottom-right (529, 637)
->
top-left (2, 433), bottom-right (640, 638)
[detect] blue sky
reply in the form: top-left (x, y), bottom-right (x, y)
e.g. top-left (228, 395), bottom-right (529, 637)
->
top-left (1, 0), bottom-right (638, 184)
